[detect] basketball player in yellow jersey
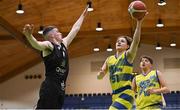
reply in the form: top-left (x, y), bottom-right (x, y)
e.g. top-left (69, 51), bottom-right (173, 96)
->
top-left (132, 56), bottom-right (170, 110)
top-left (97, 16), bottom-right (146, 109)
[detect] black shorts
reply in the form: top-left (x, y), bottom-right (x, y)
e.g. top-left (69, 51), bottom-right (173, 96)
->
top-left (36, 80), bottom-right (65, 109)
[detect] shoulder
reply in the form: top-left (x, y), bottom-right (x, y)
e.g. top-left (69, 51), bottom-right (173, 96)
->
top-left (106, 55), bottom-right (115, 62)
top-left (135, 73), bottom-right (144, 81)
top-left (156, 70), bottom-right (161, 73)
top-left (108, 55), bottom-right (115, 59)
top-left (133, 73), bottom-right (141, 84)
top-left (61, 42), bottom-right (67, 49)
top-left (43, 41), bottom-right (52, 45)
top-left (136, 73), bottom-right (142, 78)
top-left (132, 72), bottom-right (139, 80)
top-left (42, 41), bottom-right (54, 51)
top-left (153, 70), bottom-right (161, 74)
top-left (132, 72), bottom-right (139, 77)
top-left (156, 70), bottom-right (163, 76)
top-left (62, 39), bottom-right (68, 48)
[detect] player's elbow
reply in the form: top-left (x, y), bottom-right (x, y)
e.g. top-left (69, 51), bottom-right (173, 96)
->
top-left (163, 87), bottom-right (170, 94)
top-left (165, 88), bottom-right (171, 93)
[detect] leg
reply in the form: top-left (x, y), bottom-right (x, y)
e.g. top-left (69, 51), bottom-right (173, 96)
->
top-left (36, 94), bottom-right (63, 109)
top-left (109, 93), bottom-right (134, 110)
top-left (36, 81), bottom-right (64, 109)
top-left (57, 94), bottom-right (65, 108)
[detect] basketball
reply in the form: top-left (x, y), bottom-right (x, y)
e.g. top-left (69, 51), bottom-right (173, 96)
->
top-left (128, 0), bottom-right (147, 20)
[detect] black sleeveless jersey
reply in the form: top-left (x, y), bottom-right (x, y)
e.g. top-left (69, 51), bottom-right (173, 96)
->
top-left (41, 42), bottom-right (69, 90)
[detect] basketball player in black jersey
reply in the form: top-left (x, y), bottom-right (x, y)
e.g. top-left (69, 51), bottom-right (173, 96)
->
top-left (23, 6), bottom-right (88, 109)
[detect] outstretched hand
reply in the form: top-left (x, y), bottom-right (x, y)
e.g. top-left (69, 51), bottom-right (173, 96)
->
top-left (137, 11), bottom-right (148, 22)
top-left (82, 5), bottom-right (89, 17)
top-left (23, 24), bottom-right (34, 37)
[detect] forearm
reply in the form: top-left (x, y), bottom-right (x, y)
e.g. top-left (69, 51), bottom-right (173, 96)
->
top-left (69, 13), bottom-right (86, 38)
top-left (155, 87), bottom-right (170, 94)
top-left (72, 13), bottom-right (85, 31)
top-left (127, 21), bottom-right (142, 62)
top-left (72, 6), bottom-right (88, 32)
top-left (63, 10), bottom-right (87, 47)
top-left (68, 15), bottom-right (85, 38)
top-left (133, 21), bottom-right (142, 44)
top-left (25, 34), bottom-right (42, 50)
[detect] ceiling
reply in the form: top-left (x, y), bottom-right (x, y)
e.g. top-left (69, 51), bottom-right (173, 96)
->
top-left (0, 0), bottom-right (180, 83)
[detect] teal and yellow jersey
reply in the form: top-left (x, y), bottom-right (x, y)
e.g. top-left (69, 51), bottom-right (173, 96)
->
top-left (107, 52), bottom-right (135, 109)
top-left (135, 70), bottom-right (163, 109)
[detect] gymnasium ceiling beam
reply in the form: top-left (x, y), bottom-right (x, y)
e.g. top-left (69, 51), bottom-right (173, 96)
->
top-left (1, 26), bottom-right (179, 40)
top-left (0, 16), bottom-right (29, 45)
top-left (0, 16), bottom-right (41, 83)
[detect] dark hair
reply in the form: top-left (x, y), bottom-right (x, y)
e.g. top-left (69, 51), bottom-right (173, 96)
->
top-left (140, 55), bottom-right (153, 64)
top-left (43, 26), bottom-right (56, 36)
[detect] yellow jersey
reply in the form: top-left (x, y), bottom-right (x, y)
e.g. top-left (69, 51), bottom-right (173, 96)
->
top-left (107, 52), bottom-right (134, 109)
top-left (135, 70), bottom-right (163, 109)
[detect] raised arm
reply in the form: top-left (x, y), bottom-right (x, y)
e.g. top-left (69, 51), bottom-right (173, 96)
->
top-left (126, 20), bottom-right (143, 63)
top-left (147, 70), bottom-right (170, 94)
top-left (97, 59), bottom-right (108, 80)
top-left (23, 24), bottom-right (53, 51)
top-left (63, 6), bottom-right (88, 48)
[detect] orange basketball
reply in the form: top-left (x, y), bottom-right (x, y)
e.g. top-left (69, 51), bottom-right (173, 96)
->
top-left (128, 0), bottom-right (147, 20)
